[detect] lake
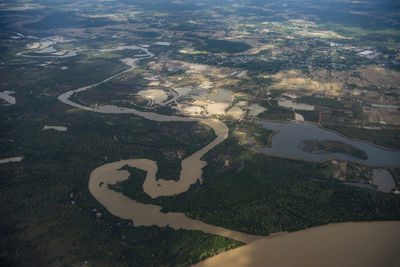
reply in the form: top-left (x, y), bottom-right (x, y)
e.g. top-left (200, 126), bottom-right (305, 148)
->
top-left (256, 121), bottom-right (400, 167)
top-left (372, 169), bottom-right (396, 193)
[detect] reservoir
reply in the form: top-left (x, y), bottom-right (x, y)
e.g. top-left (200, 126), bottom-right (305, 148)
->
top-left (372, 169), bottom-right (396, 193)
top-left (256, 121), bottom-right (400, 167)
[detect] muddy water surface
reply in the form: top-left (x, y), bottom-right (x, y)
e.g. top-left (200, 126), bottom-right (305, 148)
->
top-left (196, 221), bottom-right (400, 267)
top-left (89, 159), bottom-right (261, 243)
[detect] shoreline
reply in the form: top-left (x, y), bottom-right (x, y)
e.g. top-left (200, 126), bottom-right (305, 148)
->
top-left (249, 145), bottom-right (400, 169)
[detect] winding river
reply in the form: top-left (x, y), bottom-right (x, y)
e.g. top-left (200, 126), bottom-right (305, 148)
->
top-left (58, 46), bottom-right (260, 243)
top-left (56, 45), bottom-right (400, 266)
top-left (89, 159), bottom-right (260, 243)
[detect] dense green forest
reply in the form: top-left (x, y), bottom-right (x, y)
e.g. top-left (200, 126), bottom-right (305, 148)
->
top-left (0, 105), bottom-right (239, 266)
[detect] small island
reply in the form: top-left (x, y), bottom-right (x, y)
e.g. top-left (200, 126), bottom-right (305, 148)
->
top-left (299, 140), bottom-right (368, 160)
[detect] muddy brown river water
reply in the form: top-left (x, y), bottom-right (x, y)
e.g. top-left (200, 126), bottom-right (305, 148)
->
top-left (196, 221), bottom-right (400, 267)
top-left (89, 159), bottom-right (260, 243)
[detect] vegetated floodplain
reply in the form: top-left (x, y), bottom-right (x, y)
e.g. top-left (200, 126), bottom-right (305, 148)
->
top-left (299, 140), bottom-right (368, 160)
top-left (231, 119), bottom-right (276, 148)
